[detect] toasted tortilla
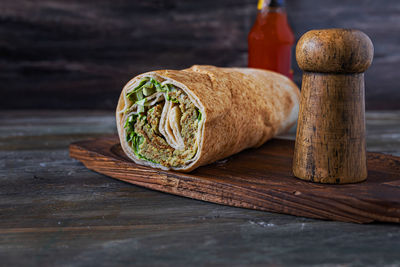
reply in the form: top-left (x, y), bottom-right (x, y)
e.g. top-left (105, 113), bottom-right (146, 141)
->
top-left (116, 65), bottom-right (300, 172)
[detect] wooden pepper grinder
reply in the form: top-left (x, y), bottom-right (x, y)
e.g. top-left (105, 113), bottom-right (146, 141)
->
top-left (293, 29), bottom-right (374, 184)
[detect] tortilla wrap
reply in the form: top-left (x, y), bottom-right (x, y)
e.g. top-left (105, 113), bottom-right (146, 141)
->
top-left (116, 65), bottom-right (300, 172)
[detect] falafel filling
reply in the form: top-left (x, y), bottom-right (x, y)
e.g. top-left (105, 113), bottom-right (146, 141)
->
top-left (123, 77), bottom-right (202, 167)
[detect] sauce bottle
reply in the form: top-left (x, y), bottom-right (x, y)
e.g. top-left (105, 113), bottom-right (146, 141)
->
top-left (248, 0), bottom-right (295, 79)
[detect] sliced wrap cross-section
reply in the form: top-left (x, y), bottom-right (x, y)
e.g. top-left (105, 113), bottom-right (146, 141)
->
top-left (116, 65), bottom-right (300, 172)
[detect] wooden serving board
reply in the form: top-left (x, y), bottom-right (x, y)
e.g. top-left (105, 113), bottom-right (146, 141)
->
top-left (69, 136), bottom-right (400, 224)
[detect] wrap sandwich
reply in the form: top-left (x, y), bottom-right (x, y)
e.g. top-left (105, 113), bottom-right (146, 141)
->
top-left (116, 65), bottom-right (300, 172)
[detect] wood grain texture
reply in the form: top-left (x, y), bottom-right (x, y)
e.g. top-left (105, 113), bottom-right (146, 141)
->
top-left (293, 73), bottom-right (367, 183)
top-left (70, 136), bottom-right (400, 223)
top-left (2, 110), bottom-right (400, 266)
top-left (293, 29), bottom-right (373, 183)
top-left (296, 29), bottom-right (374, 73)
top-left (0, 0), bottom-right (399, 110)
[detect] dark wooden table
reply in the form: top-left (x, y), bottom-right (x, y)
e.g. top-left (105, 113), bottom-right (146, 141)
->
top-left (1, 110), bottom-right (400, 266)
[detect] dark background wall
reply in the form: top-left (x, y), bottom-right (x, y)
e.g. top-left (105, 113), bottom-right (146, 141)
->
top-left (1, 0), bottom-right (399, 110)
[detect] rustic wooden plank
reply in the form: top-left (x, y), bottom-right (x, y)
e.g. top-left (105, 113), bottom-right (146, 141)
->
top-left (2, 217), bottom-right (399, 266)
top-left (1, 0), bottom-right (399, 110)
top-left (69, 136), bottom-right (400, 224)
top-left (1, 110), bottom-right (400, 266)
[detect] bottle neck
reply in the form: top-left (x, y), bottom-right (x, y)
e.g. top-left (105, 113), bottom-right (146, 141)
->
top-left (258, 0), bottom-right (285, 11)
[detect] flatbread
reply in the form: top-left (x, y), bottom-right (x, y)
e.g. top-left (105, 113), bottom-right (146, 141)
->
top-left (116, 65), bottom-right (300, 172)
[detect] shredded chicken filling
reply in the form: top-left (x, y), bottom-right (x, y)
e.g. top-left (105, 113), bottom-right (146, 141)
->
top-left (123, 77), bottom-right (201, 167)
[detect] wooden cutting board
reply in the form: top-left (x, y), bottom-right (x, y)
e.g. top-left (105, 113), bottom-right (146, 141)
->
top-left (69, 136), bottom-right (400, 224)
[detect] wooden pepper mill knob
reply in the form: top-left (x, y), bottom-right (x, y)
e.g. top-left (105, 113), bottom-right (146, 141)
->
top-left (293, 29), bottom-right (374, 184)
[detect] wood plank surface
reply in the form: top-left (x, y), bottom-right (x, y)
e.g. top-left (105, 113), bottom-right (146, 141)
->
top-left (70, 136), bottom-right (400, 224)
top-left (1, 0), bottom-right (399, 110)
top-left (2, 110), bottom-right (400, 266)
